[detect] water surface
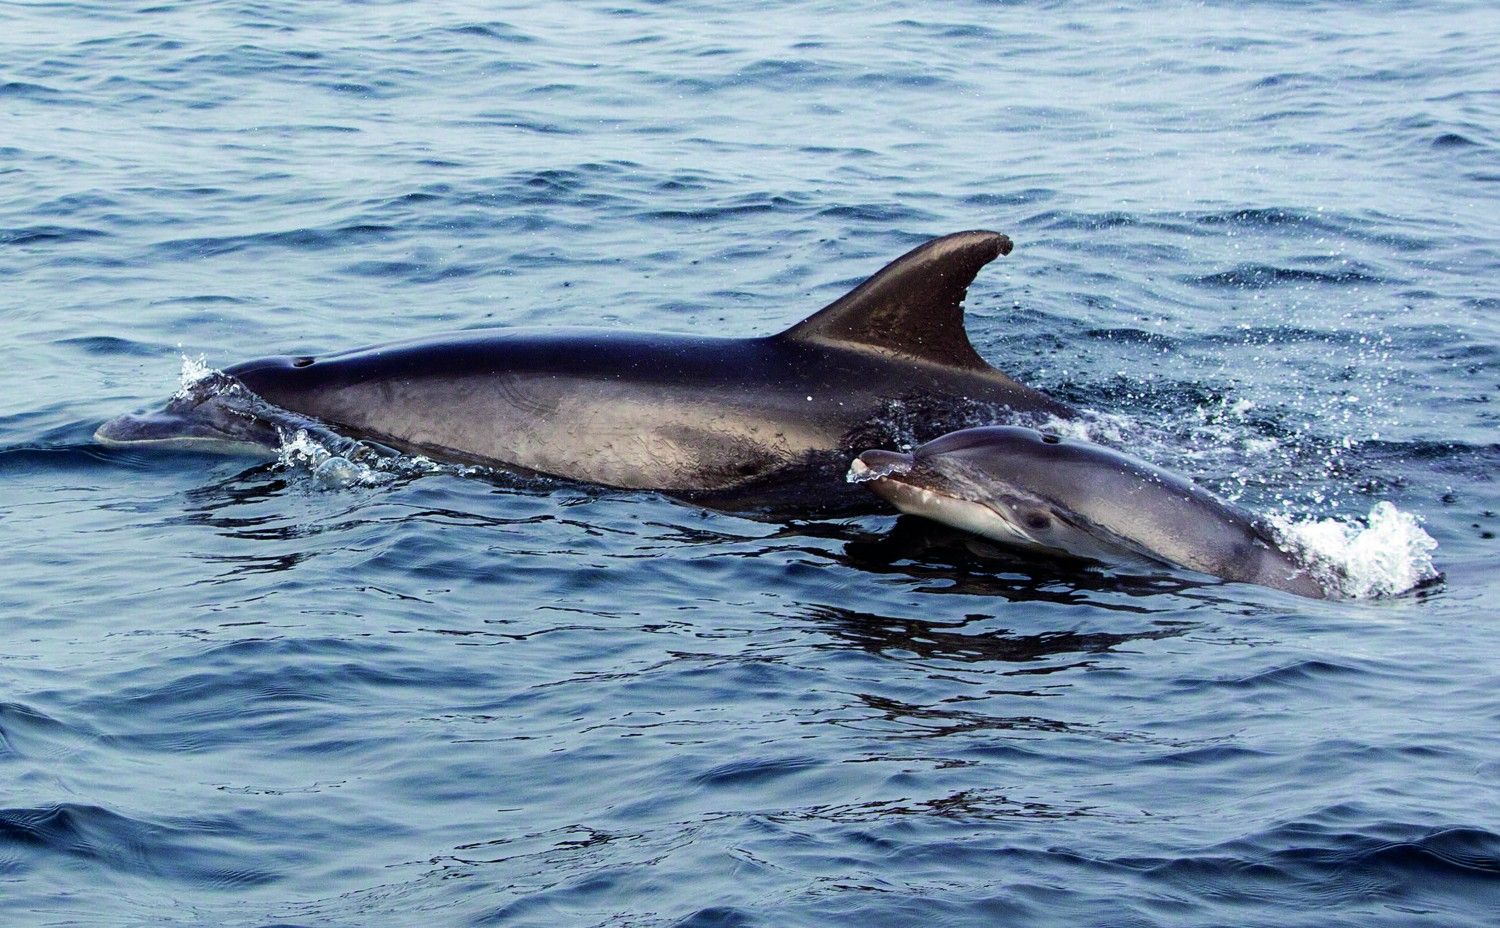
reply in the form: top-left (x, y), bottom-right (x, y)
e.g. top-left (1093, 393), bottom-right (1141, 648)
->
top-left (2, 1), bottom-right (1497, 925)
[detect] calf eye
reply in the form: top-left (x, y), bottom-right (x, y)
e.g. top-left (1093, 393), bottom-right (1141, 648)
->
top-left (1026, 513), bottom-right (1051, 530)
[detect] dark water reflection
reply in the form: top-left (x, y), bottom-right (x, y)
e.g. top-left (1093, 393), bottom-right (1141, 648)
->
top-left (840, 515), bottom-right (1223, 605)
top-left (805, 600), bottom-right (1192, 666)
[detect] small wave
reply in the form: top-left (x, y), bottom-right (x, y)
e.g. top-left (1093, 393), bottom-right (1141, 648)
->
top-left (1432, 132), bottom-right (1481, 149)
top-left (51, 334), bottom-right (158, 357)
top-left (464, 112), bottom-right (577, 134)
top-left (1186, 206), bottom-right (1436, 251)
top-left (0, 80), bottom-right (67, 100)
top-left (439, 22), bottom-right (536, 44)
top-left (670, 907), bottom-right (763, 928)
top-left (1081, 326), bottom-right (1181, 349)
top-left (1136, 820), bottom-right (1500, 899)
top-left (151, 223), bottom-right (395, 259)
top-left (1270, 502), bottom-right (1440, 599)
top-left (691, 755), bottom-right (819, 789)
top-left (1, 225), bottom-right (109, 246)
top-left (645, 201), bottom-right (786, 222)
top-left (0, 803), bottom-right (278, 886)
top-left (1189, 262), bottom-right (1386, 289)
top-left (1197, 206), bottom-right (1337, 230)
top-left (1025, 209), bottom-right (1166, 232)
top-left (817, 202), bottom-right (937, 223)
top-left (960, 187), bottom-right (1054, 209)
top-left (0, 701), bottom-right (86, 759)
top-left (337, 259), bottom-right (483, 283)
top-left (1179, 659), bottom-right (1367, 693)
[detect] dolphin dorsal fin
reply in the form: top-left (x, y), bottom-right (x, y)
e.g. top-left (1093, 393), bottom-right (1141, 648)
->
top-left (778, 230), bottom-right (1011, 369)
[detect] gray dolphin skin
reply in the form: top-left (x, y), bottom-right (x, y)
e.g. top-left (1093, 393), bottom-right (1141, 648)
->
top-left (98, 231), bottom-right (1074, 512)
top-left (849, 426), bottom-right (1330, 598)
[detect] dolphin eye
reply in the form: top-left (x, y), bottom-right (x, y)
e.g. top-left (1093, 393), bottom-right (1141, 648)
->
top-left (1026, 513), bottom-right (1051, 530)
top-left (292, 356), bottom-right (315, 368)
top-left (1040, 433), bottom-right (1061, 445)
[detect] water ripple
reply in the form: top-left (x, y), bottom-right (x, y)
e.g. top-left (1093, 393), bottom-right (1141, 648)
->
top-left (2, 1), bottom-right (1496, 925)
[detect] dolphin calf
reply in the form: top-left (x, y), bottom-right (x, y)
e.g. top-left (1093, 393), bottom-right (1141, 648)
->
top-left (849, 426), bottom-right (1331, 597)
top-left (98, 231), bottom-right (1073, 512)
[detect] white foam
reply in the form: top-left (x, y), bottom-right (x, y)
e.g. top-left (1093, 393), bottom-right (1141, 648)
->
top-left (172, 354), bottom-right (217, 398)
top-left (1037, 410), bottom-right (1136, 446)
top-left (274, 427), bottom-right (473, 489)
top-left (846, 456), bottom-right (910, 484)
top-left (276, 429), bottom-right (399, 488)
top-left (1270, 501), bottom-right (1439, 599)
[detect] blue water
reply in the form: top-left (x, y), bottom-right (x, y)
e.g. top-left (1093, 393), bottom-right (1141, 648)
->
top-left (3, 1), bottom-right (1498, 925)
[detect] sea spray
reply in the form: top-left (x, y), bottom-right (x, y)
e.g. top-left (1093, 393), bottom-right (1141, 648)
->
top-left (1271, 502), bottom-right (1440, 599)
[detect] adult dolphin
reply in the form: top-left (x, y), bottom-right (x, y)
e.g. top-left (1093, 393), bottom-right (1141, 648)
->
top-left (99, 231), bottom-right (1073, 512)
top-left (849, 426), bottom-right (1332, 597)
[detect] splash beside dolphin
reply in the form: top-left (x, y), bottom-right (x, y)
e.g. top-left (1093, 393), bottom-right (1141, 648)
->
top-left (849, 425), bottom-right (1331, 598)
top-left (98, 231), bottom-right (1074, 513)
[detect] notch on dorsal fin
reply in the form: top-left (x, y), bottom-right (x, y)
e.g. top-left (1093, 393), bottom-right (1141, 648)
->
top-left (778, 230), bottom-right (1011, 369)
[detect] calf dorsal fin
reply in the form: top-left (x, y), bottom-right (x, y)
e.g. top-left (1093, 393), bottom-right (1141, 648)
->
top-left (778, 230), bottom-right (1011, 369)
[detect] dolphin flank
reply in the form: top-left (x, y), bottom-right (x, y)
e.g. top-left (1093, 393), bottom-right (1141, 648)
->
top-left (849, 425), bottom-right (1331, 598)
top-left (98, 231), bottom-right (1074, 513)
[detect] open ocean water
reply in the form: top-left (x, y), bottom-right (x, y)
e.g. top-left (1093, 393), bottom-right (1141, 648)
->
top-left (2, 1), bottom-right (1498, 925)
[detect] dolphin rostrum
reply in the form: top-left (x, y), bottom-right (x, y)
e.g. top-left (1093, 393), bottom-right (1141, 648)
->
top-left (98, 231), bottom-right (1073, 513)
top-left (849, 425), bottom-right (1331, 597)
